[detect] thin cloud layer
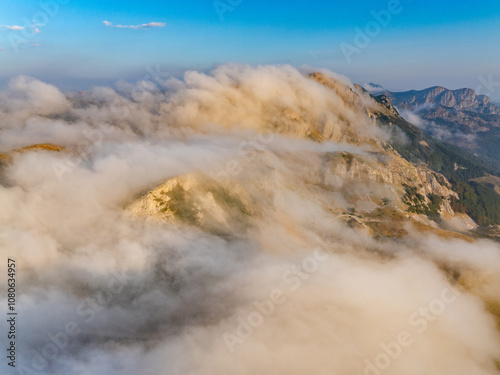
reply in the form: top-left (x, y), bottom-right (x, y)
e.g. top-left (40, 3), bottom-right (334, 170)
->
top-left (103, 20), bottom-right (166, 29)
top-left (0, 25), bottom-right (24, 31)
top-left (0, 24), bottom-right (42, 34)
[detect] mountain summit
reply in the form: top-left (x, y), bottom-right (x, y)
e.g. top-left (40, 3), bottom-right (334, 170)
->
top-left (384, 86), bottom-right (499, 115)
top-left (378, 86), bottom-right (500, 163)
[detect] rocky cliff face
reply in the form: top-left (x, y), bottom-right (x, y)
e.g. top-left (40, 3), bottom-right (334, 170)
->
top-left (128, 152), bottom-right (473, 240)
top-left (384, 86), bottom-right (500, 115)
top-left (380, 86), bottom-right (500, 162)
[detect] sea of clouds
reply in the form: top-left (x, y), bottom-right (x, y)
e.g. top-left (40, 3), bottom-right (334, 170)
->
top-left (0, 64), bottom-right (499, 375)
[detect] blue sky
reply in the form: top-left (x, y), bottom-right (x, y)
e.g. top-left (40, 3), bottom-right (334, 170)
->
top-left (1, 0), bottom-right (500, 98)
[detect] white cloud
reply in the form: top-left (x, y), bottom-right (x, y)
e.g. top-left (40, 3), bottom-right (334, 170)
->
top-left (399, 109), bottom-right (428, 129)
top-left (0, 23), bottom-right (42, 33)
top-left (398, 107), bottom-right (477, 148)
top-left (362, 83), bottom-right (385, 93)
top-left (31, 23), bottom-right (43, 34)
top-left (0, 25), bottom-right (24, 31)
top-left (0, 76), bottom-right (70, 119)
top-left (103, 20), bottom-right (166, 29)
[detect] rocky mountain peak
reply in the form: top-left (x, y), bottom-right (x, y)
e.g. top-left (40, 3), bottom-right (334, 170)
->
top-left (379, 84), bottom-right (500, 163)
top-left (384, 85), bottom-right (498, 114)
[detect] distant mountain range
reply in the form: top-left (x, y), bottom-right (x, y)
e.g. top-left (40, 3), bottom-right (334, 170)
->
top-left (363, 85), bottom-right (500, 164)
top-left (384, 86), bottom-right (499, 114)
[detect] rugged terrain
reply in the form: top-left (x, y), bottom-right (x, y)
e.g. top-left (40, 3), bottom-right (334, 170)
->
top-left (1, 66), bottom-right (500, 374)
top-left (124, 72), bottom-right (486, 241)
top-left (126, 73), bottom-right (500, 238)
top-left (380, 86), bottom-right (500, 163)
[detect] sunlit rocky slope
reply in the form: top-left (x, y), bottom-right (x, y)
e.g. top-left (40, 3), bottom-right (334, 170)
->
top-left (129, 72), bottom-right (478, 239)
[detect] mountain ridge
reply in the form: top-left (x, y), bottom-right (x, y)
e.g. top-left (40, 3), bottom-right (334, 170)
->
top-left (125, 72), bottom-right (497, 239)
top-left (381, 86), bottom-right (499, 115)
top-left (368, 84), bottom-right (500, 166)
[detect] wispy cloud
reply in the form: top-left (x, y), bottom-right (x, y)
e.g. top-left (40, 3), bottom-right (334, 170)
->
top-left (103, 20), bottom-right (166, 29)
top-left (0, 23), bottom-right (43, 33)
top-left (0, 25), bottom-right (24, 31)
top-left (31, 23), bottom-right (43, 34)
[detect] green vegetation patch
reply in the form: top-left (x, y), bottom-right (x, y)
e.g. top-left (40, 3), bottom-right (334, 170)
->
top-left (403, 185), bottom-right (443, 221)
top-left (451, 181), bottom-right (500, 226)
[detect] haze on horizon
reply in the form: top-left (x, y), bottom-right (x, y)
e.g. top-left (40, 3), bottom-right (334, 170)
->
top-left (1, 0), bottom-right (500, 98)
